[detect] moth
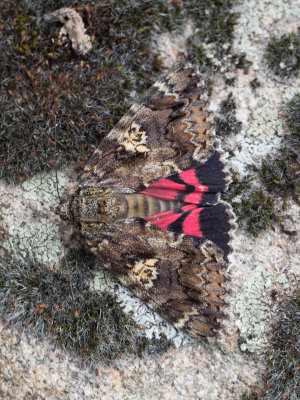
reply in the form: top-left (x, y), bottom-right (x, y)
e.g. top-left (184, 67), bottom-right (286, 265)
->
top-left (56, 65), bottom-right (234, 339)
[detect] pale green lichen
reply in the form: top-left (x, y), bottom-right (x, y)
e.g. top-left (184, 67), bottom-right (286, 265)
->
top-left (235, 265), bottom-right (288, 353)
top-left (236, 0), bottom-right (300, 69)
top-left (2, 223), bottom-right (61, 264)
top-left (282, 84), bottom-right (300, 102)
top-left (247, 104), bottom-right (284, 141)
top-left (90, 268), bottom-right (117, 293)
top-left (22, 171), bottom-right (66, 207)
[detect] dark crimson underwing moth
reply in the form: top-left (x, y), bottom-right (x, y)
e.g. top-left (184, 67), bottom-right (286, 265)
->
top-left (56, 65), bottom-right (234, 339)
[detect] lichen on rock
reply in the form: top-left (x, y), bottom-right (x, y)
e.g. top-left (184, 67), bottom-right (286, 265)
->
top-left (2, 223), bottom-right (61, 264)
top-left (247, 104), bottom-right (284, 141)
top-left (235, 265), bottom-right (288, 353)
top-left (22, 171), bottom-right (66, 207)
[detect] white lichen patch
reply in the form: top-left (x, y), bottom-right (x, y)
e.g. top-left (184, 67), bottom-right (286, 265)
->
top-left (235, 265), bottom-right (288, 353)
top-left (2, 224), bottom-right (61, 265)
top-left (22, 171), bottom-right (66, 207)
top-left (115, 284), bottom-right (191, 347)
top-left (91, 267), bottom-right (191, 347)
top-left (282, 82), bottom-right (300, 101)
top-left (246, 104), bottom-right (284, 141)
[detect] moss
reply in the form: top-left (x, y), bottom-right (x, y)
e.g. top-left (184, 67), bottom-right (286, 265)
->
top-left (250, 95), bottom-right (300, 205)
top-left (223, 169), bottom-right (254, 203)
top-left (223, 169), bottom-right (280, 237)
top-left (215, 93), bottom-right (242, 136)
top-left (0, 248), bottom-right (148, 363)
top-left (225, 77), bottom-right (235, 86)
top-left (263, 292), bottom-right (300, 400)
top-left (239, 189), bottom-right (278, 237)
top-left (253, 149), bottom-right (300, 204)
top-left (184, 0), bottom-right (239, 57)
top-left (239, 392), bottom-right (259, 400)
top-left (285, 93), bottom-right (300, 149)
top-left (264, 33), bottom-right (300, 78)
top-left (0, 0), bottom-right (180, 183)
top-left (0, 0), bottom-right (246, 183)
top-left (231, 52), bottom-right (252, 74)
top-left (250, 78), bottom-right (261, 91)
top-left (184, 0), bottom-right (253, 77)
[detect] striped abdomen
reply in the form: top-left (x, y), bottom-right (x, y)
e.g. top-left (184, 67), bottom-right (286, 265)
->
top-left (118, 194), bottom-right (183, 219)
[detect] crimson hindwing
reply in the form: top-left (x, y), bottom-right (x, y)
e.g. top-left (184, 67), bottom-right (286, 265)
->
top-left (139, 151), bottom-right (232, 261)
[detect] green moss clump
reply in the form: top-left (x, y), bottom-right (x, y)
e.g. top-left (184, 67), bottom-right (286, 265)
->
top-left (0, 0), bottom-right (181, 183)
top-left (250, 78), bottom-right (261, 91)
top-left (285, 93), bottom-right (300, 149)
top-left (263, 292), bottom-right (300, 400)
top-left (264, 33), bottom-right (300, 78)
top-left (231, 52), bottom-right (252, 74)
top-left (223, 169), bottom-right (280, 237)
top-left (237, 189), bottom-right (276, 237)
top-left (215, 93), bottom-right (242, 136)
top-left (184, 0), bottom-right (239, 57)
top-left (0, 248), bottom-right (148, 363)
top-left (222, 169), bottom-right (254, 202)
top-left (184, 1), bottom-right (253, 76)
top-left (239, 392), bottom-right (259, 400)
top-left (253, 149), bottom-right (300, 204)
top-left (251, 94), bottom-right (300, 205)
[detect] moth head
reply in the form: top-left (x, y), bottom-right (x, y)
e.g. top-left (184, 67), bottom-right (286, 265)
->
top-left (54, 195), bottom-right (75, 222)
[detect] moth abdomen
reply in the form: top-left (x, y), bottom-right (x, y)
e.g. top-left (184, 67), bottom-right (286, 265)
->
top-left (120, 193), bottom-right (183, 219)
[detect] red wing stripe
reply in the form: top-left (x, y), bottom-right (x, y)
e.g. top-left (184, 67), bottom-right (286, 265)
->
top-left (179, 169), bottom-right (208, 192)
top-left (182, 207), bottom-right (203, 236)
top-left (144, 210), bottom-right (181, 230)
top-left (139, 178), bottom-right (185, 200)
top-left (184, 192), bottom-right (205, 204)
top-left (181, 204), bottom-right (197, 212)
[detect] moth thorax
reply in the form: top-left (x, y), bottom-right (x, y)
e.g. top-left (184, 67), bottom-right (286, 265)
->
top-left (69, 192), bottom-right (124, 223)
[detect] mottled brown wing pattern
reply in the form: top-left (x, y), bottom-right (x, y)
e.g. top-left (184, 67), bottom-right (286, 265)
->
top-left (81, 66), bottom-right (221, 192)
top-left (58, 65), bottom-right (234, 339)
top-left (82, 219), bottom-right (229, 338)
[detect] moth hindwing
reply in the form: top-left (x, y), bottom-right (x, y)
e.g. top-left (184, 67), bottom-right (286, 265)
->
top-left (56, 65), bottom-right (234, 339)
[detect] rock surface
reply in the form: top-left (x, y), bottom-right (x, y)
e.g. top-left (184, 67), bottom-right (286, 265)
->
top-left (0, 0), bottom-right (299, 399)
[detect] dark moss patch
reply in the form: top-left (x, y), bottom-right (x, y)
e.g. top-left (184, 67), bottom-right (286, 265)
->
top-left (252, 149), bottom-right (300, 204)
top-left (223, 168), bottom-right (254, 203)
top-left (237, 188), bottom-right (277, 237)
top-left (184, 1), bottom-right (252, 76)
top-left (263, 291), bottom-right (300, 400)
top-left (0, 0), bottom-right (182, 183)
top-left (223, 169), bottom-right (281, 237)
top-left (0, 248), bottom-right (150, 363)
top-left (0, 0), bottom-right (247, 183)
top-left (225, 76), bottom-right (236, 86)
top-left (231, 52), bottom-right (252, 74)
top-left (264, 32), bottom-right (300, 78)
top-left (215, 92), bottom-right (242, 136)
top-left (239, 392), bottom-right (259, 400)
top-left (251, 95), bottom-right (300, 205)
top-left (184, 0), bottom-right (239, 60)
top-left (285, 93), bottom-right (300, 149)
top-left (250, 78), bottom-right (261, 91)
